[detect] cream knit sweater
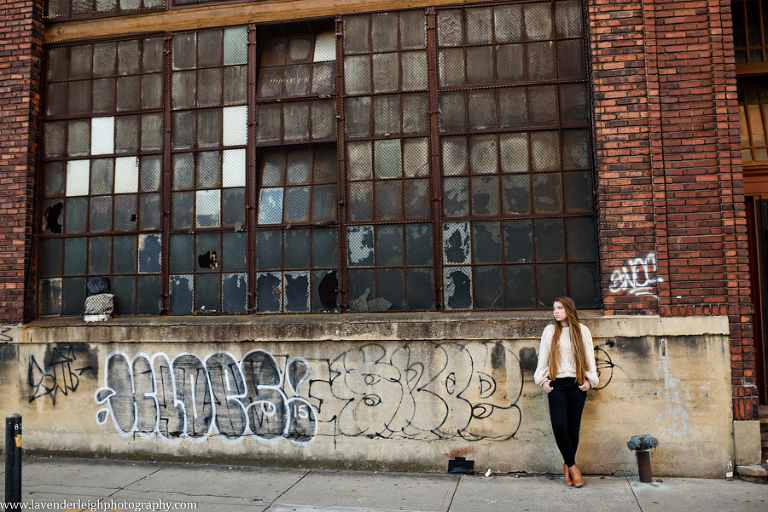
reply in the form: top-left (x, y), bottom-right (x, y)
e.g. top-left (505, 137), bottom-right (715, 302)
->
top-left (534, 323), bottom-right (599, 389)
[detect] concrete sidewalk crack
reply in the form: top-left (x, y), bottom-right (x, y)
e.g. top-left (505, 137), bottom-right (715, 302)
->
top-left (445, 475), bottom-right (461, 512)
top-left (104, 463), bottom-right (173, 498)
top-left (263, 469), bottom-right (313, 509)
top-left (626, 477), bottom-right (644, 512)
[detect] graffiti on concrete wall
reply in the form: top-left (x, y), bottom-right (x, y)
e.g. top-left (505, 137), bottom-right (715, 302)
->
top-left (95, 350), bottom-right (317, 446)
top-left (95, 341), bottom-right (523, 445)
top-left (29, 345), bottom-right (95, 405)
top-left (609, 252), bottom-right (664, 300)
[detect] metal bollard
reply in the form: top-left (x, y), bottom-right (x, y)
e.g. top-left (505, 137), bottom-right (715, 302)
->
top-left (5, 414), bottom-right (22, 507)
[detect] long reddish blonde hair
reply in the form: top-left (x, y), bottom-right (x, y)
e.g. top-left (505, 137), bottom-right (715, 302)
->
top-left (549, 296), bottom-right (587, 383)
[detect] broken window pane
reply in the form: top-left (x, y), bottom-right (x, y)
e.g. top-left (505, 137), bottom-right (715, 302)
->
top-left (443, 222), bottom-right (471, 264)
top-left (474, 266), bottom-right (503, 309)
top-left (257, 272), bottom-right (282, 312)
top-left (40, 278), bottom-right (63, 316)
top-left (114, 194), bottom-right (138, 231)
top-left (223, 273), bottom-right (248, 313)
top-left (284, 271), bottom-right (310, 312)
top-left (196, 233), bottom-right (220, 272)
top-left (347, 225), bottom-right (374, 267)
top-left (377, 268), bottom-right (404, 310)
top-left (170, 275), bottom-right (194, 315)
top-left (313, 270), bottom-right (339, 311)
top-left (444, 267), bottom-right (472, 310)
top-left (138, 234), bottom-right (162, 273)
top-left (258, 188), bottom-right (284, 224)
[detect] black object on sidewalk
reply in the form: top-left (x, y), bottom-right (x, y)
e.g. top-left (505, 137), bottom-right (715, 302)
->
top-left (5, 413), bottom-right (22, 507)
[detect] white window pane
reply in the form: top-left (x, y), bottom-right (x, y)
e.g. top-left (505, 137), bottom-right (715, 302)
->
top-left (222, 106), bottom-right (248, 146)
top-left (223, 26), bottom-right (248, 66)
top-left (222, 149), bottom-right (246, 188)
top-left (91, 117), bottom-right (115, 155)
top-left (196, 189), bottom-right (221, 227)
top-left (258, 188), bottom-right (284, 224)
top-left (66, 160), bottom-right (90, 197)
top-left (114, 157), bottom-right (139, 193)
top-left (314, 32), bottom-right (336, 62)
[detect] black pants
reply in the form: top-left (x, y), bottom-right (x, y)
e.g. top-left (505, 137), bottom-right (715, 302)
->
top-left (547, 378), bottom-right (587, 467)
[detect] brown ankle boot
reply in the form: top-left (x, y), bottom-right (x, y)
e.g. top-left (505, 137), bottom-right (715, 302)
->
top-left (568, 464), bottom-right (584, 487)
top-left (563, 464), bottom-right (573, 486)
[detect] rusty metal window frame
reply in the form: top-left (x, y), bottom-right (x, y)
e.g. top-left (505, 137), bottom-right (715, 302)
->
top-left (739, 77), bottom-right (768, 164)
top-left (37, 0), bottom-right (599, 317)
top-left (733, 0), bottom-right (768, 65)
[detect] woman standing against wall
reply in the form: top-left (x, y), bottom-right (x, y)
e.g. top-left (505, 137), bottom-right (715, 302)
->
top-left (534, 297), bottom-right (599, 487)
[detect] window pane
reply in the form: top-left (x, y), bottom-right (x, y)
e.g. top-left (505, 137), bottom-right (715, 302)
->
top-left (532, 173), bottom-right (562, 214)
top-left (566, 217), bottom-right (597, 261)
top-left (406, 224), bottom-right (433, 266)
top-left (374, 139), bottom-right (402, 178)
top-left (375, 180), bottom-right (403, 220)
top-left (284, 229), bottom-right (310, 269)
top-left (505, 265), bottom-right (534, 308)
top-left (284, 271), bottom-right (310, 312)
top-left (531, 131), bottom-right (561, 172)
top-left (257, 272), bottom-right (282, 312)
top-left (471, 176), bottom-right (500, 216)
top-left (170, 275), bottom-right (194, 315)
top-left (443, 222), bottom-right (471, 264)
top-left (443, 177), bottom-right (469, 217)
top-left (502, 175), bottom-right (530, 215)
top-left (504, 220), bottom-right (532, 263)
top-left (444, 267), bottom-right (472, 310)
top-left (473, 222), bottom-right (502, 264)
top-left (170, 234), bottom-right (194, 274)
top-left (258, 188), bottom-right (284, 224)
top-left (377, 268), bottom-right (404, 310)
top-left (313, 228), bottom-right (338, 268)
top-left (407, 268), bottom-right (434, 310)
top-left (348, 182), bottom-right (373, 221)
top-left (137, 275), bottom-right (161, 314)
top-left (257, 230), bottom-right (282, 270)
top-left (372, 53), bottom-right (399, 93)
top-left (376, 225), bottom-right (403, 266)
top-left (196, 273), bottom-right (221, 312)
top-left (534, 219), bottom-right (564, 262)
top-left (347, 225), bottom-right (374, 267)
top-left (474, 266), bottom-right (503, 309)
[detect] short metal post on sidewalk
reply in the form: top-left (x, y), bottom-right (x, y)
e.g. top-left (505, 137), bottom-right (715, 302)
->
top-left (5, 413), bottom-right (22, 507)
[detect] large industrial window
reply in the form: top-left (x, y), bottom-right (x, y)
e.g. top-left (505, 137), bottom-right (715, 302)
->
top-left (733, 0), bottom-right (768, 64)
top-left (739, 81), bottom-right (768, 164)
top-left (38, 1), bottom-right (598, 316)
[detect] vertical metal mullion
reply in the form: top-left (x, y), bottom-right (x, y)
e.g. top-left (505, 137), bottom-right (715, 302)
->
top-left (427, 7), bottom-right (443, 310)
top-left (160, 33), bottom-right (173, 314)
top-left (336, 15), bottom-right (349, 311)
top-left (247, 24), bottom-right (258, 313)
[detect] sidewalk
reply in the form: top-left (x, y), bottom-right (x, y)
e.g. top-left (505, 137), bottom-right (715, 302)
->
top-left (1, 456), bottom-right (767, 512)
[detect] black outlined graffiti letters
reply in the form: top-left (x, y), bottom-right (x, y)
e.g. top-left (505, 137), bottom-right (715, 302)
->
top-left (96, 342), bottom-right (523, 445)
top-left (28, 345), bottom-right (95, 405)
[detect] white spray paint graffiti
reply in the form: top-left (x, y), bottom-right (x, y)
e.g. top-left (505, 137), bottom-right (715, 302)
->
top-left (609, 252), bottom-right (664, 300)
top-left (94, 350), bottom-right (317, 446)
top-left (95, 342), bottom-right (524, 445)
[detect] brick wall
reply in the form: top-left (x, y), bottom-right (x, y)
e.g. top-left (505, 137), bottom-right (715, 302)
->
top-left (0, 0), bottom-right (43, 324)
top-left (591, 0), bottom-right (757, 420)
